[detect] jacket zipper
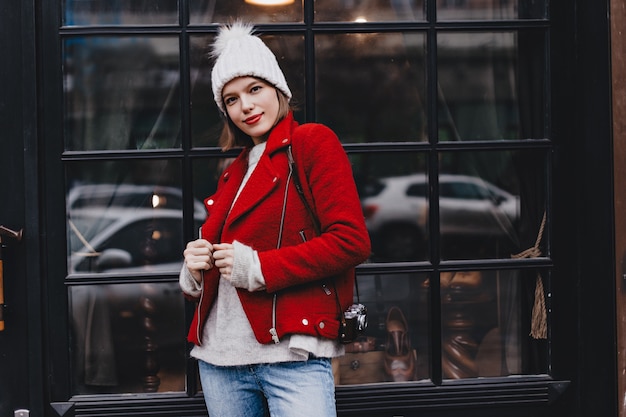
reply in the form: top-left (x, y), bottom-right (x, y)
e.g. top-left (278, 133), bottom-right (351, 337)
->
top-left (269, 294), bottom-right (280, 344)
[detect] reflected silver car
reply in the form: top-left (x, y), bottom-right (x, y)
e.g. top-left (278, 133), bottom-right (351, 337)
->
top-left (67, 184), bottom-right (206, 273)
top-left (361, 174), bottom-right (520, 260)
top-left (66, 185), bottom-right (206, 393)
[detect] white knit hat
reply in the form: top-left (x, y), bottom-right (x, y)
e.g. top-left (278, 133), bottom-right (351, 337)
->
top-left (211, 22), bottom-right (292, 114)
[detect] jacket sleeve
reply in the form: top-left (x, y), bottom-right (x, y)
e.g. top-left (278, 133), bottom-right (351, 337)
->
top-left (258, 123), bottom-right (371, 292)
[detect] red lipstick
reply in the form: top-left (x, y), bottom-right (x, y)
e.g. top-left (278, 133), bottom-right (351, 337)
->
top-left (244, 114), bottom-right (262, 125)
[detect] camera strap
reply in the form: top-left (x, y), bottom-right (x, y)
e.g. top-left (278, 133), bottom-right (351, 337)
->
top-left (286, 146), bottom-right (361, 331)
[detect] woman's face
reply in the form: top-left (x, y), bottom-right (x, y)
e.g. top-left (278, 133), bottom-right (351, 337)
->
top-left (222, 76), bottom-right (280, 144)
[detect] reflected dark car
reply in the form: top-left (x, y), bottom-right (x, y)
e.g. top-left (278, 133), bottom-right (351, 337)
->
top-left (361, 174), bottom-right (520, 260)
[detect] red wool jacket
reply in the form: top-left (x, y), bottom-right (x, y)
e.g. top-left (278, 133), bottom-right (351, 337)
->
top-left (187, 113), bottom-right (371, 345)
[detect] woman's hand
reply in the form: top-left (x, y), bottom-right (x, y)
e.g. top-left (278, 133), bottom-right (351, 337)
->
top-left (183, 239), bottom-right (214, 283)
top-left (213, 243), bottom-right (235, 281)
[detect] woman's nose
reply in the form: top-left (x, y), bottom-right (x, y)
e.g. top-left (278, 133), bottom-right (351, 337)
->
top-left (240, 95), bottom-right (254, 111)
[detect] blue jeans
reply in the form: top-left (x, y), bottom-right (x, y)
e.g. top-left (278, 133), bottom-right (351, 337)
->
top-left (198, 357), bottom-right (337, 417)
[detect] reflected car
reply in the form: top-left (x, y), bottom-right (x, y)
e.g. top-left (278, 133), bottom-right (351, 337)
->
top-left (361, 174), bottom-right (520, 260)
top-left (66, 185), bottom-right (206, 393)
top-left (67, 184), bottom-right (206, 273)
top-left (68, 183), bottom-right (205, 213)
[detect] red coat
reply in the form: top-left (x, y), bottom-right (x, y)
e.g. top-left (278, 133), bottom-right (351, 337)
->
top-left (187, 113), bottom-right (371, 345)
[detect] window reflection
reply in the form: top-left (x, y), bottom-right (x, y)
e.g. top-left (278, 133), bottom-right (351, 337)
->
top-left (437, 0), bottom-right (546, 20)
top-left (316, 32), bottom-right (427, 143)
top-left (63, 0), bottom-right (179, 26)
top-left (439, 149), bottom-right (542, 260)
top-left (65, 160), bottom-right (205, 274)
top-left (354, 150), bottom-right (544, 262)
top-left (334, 273), bottom-right (430, 385)
top-left (69, 282), bottom-right (186, 394)
top-left (63, 36), bottom-right (181, 151)
top-left (352, 152), bottom-right (428, 261)
top-left (439, 269), bottom-right (535, 379)
top-left (438, 31), bottom-right (546, 141)
top-left (189, 0), bottom-right (303, 24)
top-left (315, 0), bottom-right (425, 22)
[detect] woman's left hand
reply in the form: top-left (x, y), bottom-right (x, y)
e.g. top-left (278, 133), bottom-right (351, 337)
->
top-left (213, 243), bottom-right (235, 281)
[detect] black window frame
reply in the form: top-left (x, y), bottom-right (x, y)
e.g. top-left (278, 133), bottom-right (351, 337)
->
top-left (36, 0), bottom-right (593, 415)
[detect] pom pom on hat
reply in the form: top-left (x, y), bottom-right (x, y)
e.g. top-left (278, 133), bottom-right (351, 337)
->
top-left (211, 22), bottom-right (292, 114)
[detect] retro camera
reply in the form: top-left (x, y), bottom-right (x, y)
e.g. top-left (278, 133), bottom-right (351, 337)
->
top-left (339, 303), bottom-right (368, 344)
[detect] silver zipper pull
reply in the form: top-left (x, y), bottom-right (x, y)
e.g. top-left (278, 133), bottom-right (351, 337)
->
top-left (269, 328), bottom-right (280, 344)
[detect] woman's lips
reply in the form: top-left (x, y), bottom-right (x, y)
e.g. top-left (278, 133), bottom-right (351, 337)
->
top-left (244, 114), bottom-right (262, 125)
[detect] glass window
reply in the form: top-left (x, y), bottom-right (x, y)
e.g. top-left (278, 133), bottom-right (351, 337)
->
top-left (63, 36), bottom-right (181, 151)
top-left (316, 32), bottom-right (427, 143)
top-left (315, 0), bottom-right (425, 22)
top-left (69, 282), bottom-right (186, 394)
top-left (189, 0), bottom-right (304, 24)
top-left (437, 31), bottom-right (546, 141)
top-left (356, 149), bottom-right (546, 262)
top-left (439, 149), bottom-right (545, 260)
top-left (63, 0), bottom-right (180, 26)
top-left (65, 160), bottom-right (205, 274)
top-left (50, 0), bottom-right (553, 404)
top-left (353, 152), bottom-right (429, 262)
top-left (440, 269), bottom-right (544, 379)
top-left (437, 0), bottom-right (547, 20)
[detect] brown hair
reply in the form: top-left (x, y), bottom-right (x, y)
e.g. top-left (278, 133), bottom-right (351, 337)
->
top-left (218, 83), bottom-right (292, 151)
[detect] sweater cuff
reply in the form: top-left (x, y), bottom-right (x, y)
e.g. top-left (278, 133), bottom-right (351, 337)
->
top-left (179, 263), bottom-right (202, 296)
top-left (230, 240), bottom-right (266, 291)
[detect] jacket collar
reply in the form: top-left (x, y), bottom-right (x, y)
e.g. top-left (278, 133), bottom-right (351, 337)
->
top-left (220, 112), bottom-right (299, 228)
top-left (264, 111), bottom-right (299, 155)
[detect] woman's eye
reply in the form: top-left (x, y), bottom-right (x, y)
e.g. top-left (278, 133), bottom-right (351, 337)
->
top-left (250, 85), bottom-right (262, 93)
top-left (224, 96), bottom-right (237, 106)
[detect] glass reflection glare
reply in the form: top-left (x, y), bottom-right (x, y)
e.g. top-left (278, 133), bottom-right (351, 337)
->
top-left (246, 0), bottom-right (294, 5)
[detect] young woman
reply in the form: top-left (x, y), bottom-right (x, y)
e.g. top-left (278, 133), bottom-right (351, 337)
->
top-left (180, 22), bottom-right (370, 417)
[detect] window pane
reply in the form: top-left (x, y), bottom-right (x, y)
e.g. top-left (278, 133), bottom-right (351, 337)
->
top-left (316, 33), bottom-right (427, 143)
top-left (63, 0), bottom-right (179, 26)
top-left (69, 282), bottom-right (186, 394)
top-left (189, 0), bottom-right (303, 24)
top-left (63, 36), bottom-right (181, 151)
top-left (357, 149), bottom-right (546, 262)
top-left (354, 152), bottom-right (429, 262)
top-left (190, 34), bottom-right (305, 147)
top-left (440, 269), bottom-right (546, 379)
top-left (65, 160), bottom-right (205, 274)
top-left (438, 31), bottom-right (546, 141)
top-left (437, 0), bottom-right (547, 20)
top-left (335, 272), bottom-right (430, 385)
top-left (315, 0), bottom-right (425, 22)
top-left (439, 150), bottom-right (545, 260)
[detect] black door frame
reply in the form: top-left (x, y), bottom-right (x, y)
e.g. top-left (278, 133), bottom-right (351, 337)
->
top-left (0, 0), bottom-right (44, 416)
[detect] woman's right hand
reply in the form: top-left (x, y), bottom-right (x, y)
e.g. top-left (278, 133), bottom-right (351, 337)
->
top-left (183, 239), bottom-right (214, 283)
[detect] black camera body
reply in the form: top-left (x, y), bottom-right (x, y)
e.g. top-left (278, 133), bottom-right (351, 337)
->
top-left (339, 303), bottom-right (368, 344)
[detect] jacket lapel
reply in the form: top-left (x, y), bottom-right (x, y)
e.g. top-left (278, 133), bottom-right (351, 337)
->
top-left (222, 113), bottom-right (298, 228)
top-left (225, 153), bottom-right (281, 226)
